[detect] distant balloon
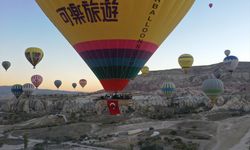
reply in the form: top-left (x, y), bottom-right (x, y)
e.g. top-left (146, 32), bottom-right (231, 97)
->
top-left (224, 50), bottom-right (231, 57)
top-left (79, 79), bottom-right (87, 88)
top-left (141, 66), bottom-right (149, 76)
top-left (178, 54), bottom-right (194, 74)
top-left (209, 3), bottom-right (213, 8)
top-left (23, 83), bottom-right (35, 97)
top-left (54, 80), bottom-right (62, 89)
top-left (162, 82), bottom-right (176, 97)
top-left (72, 83), bottom-right (77, 89)
top-left (11, 84), bottom-right (23, 99)
top-left (202, 78), bottom-right (224, 105)
top-left (223, 55), bottom-right (239, 73)
top-left (25, 47), bottom-right (44, 69)
top-left (2, 61), bottom-right (11, 71)
top-left (31, 75), bottom-right (43, 88)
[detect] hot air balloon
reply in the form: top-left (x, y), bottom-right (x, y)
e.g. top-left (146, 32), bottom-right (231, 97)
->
top-left (223, 55), bottom-right (239, 73)
top-left (31, 75), bottom-right (43, 89)
top-left (36, 0), bottom-right (195, 93)
top-left (79, 79), bottom-right (87, 88)
top-left (72, 83), bottom-right (77, 89)
top-left (25, 47), bottom-right (44, 69)
top-left (178, 54), bottom-right (194, 74)
top-left (224, 50), bottom-right (230, 57)
top-left (2, 61), bottom-right (11, 71)
top-left (161, 82), bottom-right (176, 97)
top-left (54, 80), bottom-right (62, 89)
top-left (11, 84), bottom-right (23, 99)
top-left (140, 66), bottom-right (149, 76)
top-left (202, 78), bottom-right (224, 105)
top-left (23, 83), bottom-right (35, 97)
top-left (209, 3), bottom-right (213, 8)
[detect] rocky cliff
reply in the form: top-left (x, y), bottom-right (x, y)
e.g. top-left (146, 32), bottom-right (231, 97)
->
top-left (0, 62), bottom-right (249, 117)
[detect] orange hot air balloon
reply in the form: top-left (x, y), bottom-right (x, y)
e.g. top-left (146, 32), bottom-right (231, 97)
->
top-left (79, 79), bottom-right (87, 88)
top-left (36, 0), bottom-right (195, 92)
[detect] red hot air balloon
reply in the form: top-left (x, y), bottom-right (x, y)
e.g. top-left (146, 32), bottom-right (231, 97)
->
top-left (209, 3), bottom-right (213, 8)
top-left (79, 79), bottom-right (87, 88)
top-left (31, 75), bottom-right (43, 89)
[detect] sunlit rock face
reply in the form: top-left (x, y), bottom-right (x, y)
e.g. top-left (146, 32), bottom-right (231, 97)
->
top-left (0, 62), bottom-right (249, 117)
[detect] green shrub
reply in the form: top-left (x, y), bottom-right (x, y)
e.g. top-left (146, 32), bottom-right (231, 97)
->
top-left (169, 130), bottom-right (177, 135)
top-left (33, 143), bottom-right (45, 150)
top-left (23, 133), bottom-right (28, 149)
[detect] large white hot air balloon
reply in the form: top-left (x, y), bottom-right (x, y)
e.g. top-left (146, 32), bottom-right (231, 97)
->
top-left (23, 83), bottom-right (35, 97)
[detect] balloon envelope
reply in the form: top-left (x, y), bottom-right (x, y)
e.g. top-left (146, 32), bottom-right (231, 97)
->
top-left (11, 84), bottom-right (23, 99)
top-left (209, 3), bottom-right (213, 8)
top-left (162, 82), bottom-right (176, 97)
top-left (36, 0), bottom-right (195, 92)
top-left (2, 61), bottom-right (11, 71)
top-left (72, 83), bottom-right (77, 89)
top-left (178, 54), bottom-right (194, 74)
top-left (140, 66), bottom-right (149, 76)
top-left (202, 79), bottom-right (224, 104)
top-left (23, 83), bottom-right (35, 97)
top-left (224, 50), bottom-right (231, 57)
top-left (79, 79), bottom-right (87, 88)
top-left (25, 47), bottom-right (44, 69)
top-left (223, 55), bottom-right (239, 72)
top-left (31, 75), bottom-right (43, 88)
top-left (54, 80), bottom-right (62, 89)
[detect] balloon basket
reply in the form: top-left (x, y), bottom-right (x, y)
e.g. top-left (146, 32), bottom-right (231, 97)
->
top-left (209, 96), bottom-right (218, 106)
top-left (95, 93), bottom-right (135, 116)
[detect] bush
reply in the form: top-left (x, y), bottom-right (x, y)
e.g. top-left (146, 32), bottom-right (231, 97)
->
top-left (23, 133), bottom-right (28, 149)
top-left (185, 130), bottom-right (190, 134)
top-left (169, 130), bottom-right (177, 135)
top-left (141, 144), bottom-right (164, 150)
top-left (191, 126), bottom-right (197, 130)
top-left (33, 143), bottom-right (45, 150)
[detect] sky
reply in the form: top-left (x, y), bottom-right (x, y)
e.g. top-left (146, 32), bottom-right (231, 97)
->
top-left (0, 0), bottom-right (249, 92)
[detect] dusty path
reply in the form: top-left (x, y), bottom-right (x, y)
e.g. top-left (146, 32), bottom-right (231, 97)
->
top-left (212, 115), bottom-right (250, 150)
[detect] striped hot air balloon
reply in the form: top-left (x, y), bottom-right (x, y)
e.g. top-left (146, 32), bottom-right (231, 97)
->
top-left (36, 0), bottom-right (195, 92)
top-left (54, 80), bottom-right (62, 89)
top-left (178, 54), bottom-right (194, 74)
top-left (161, 82), bottom-right (176, 97)
top-left (11, 84), bottom-right (23, 99)
top-left (223, 55), bottom-right (239, 73)
top-left (2, 61), bottom-right (11, 71)
top-left (25, 47), bottom-right (44, 69)
top-left (202, 78), bottom-right (224, 105)
top-left (140, 66), bottom-right (149, 76)
top-left (31, 75), bottom-right (43, 88)
top-left (79, 79), bottom-right (87, 88)
top-left (23, 83), bottom-right (35, 97)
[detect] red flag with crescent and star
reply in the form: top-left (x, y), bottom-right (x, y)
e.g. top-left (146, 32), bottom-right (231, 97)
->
top-left (107, 100), bottom-right (120, 115)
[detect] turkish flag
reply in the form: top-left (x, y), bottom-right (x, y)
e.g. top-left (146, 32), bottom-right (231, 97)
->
top-left (107, 100), bottom-right (120, 115)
